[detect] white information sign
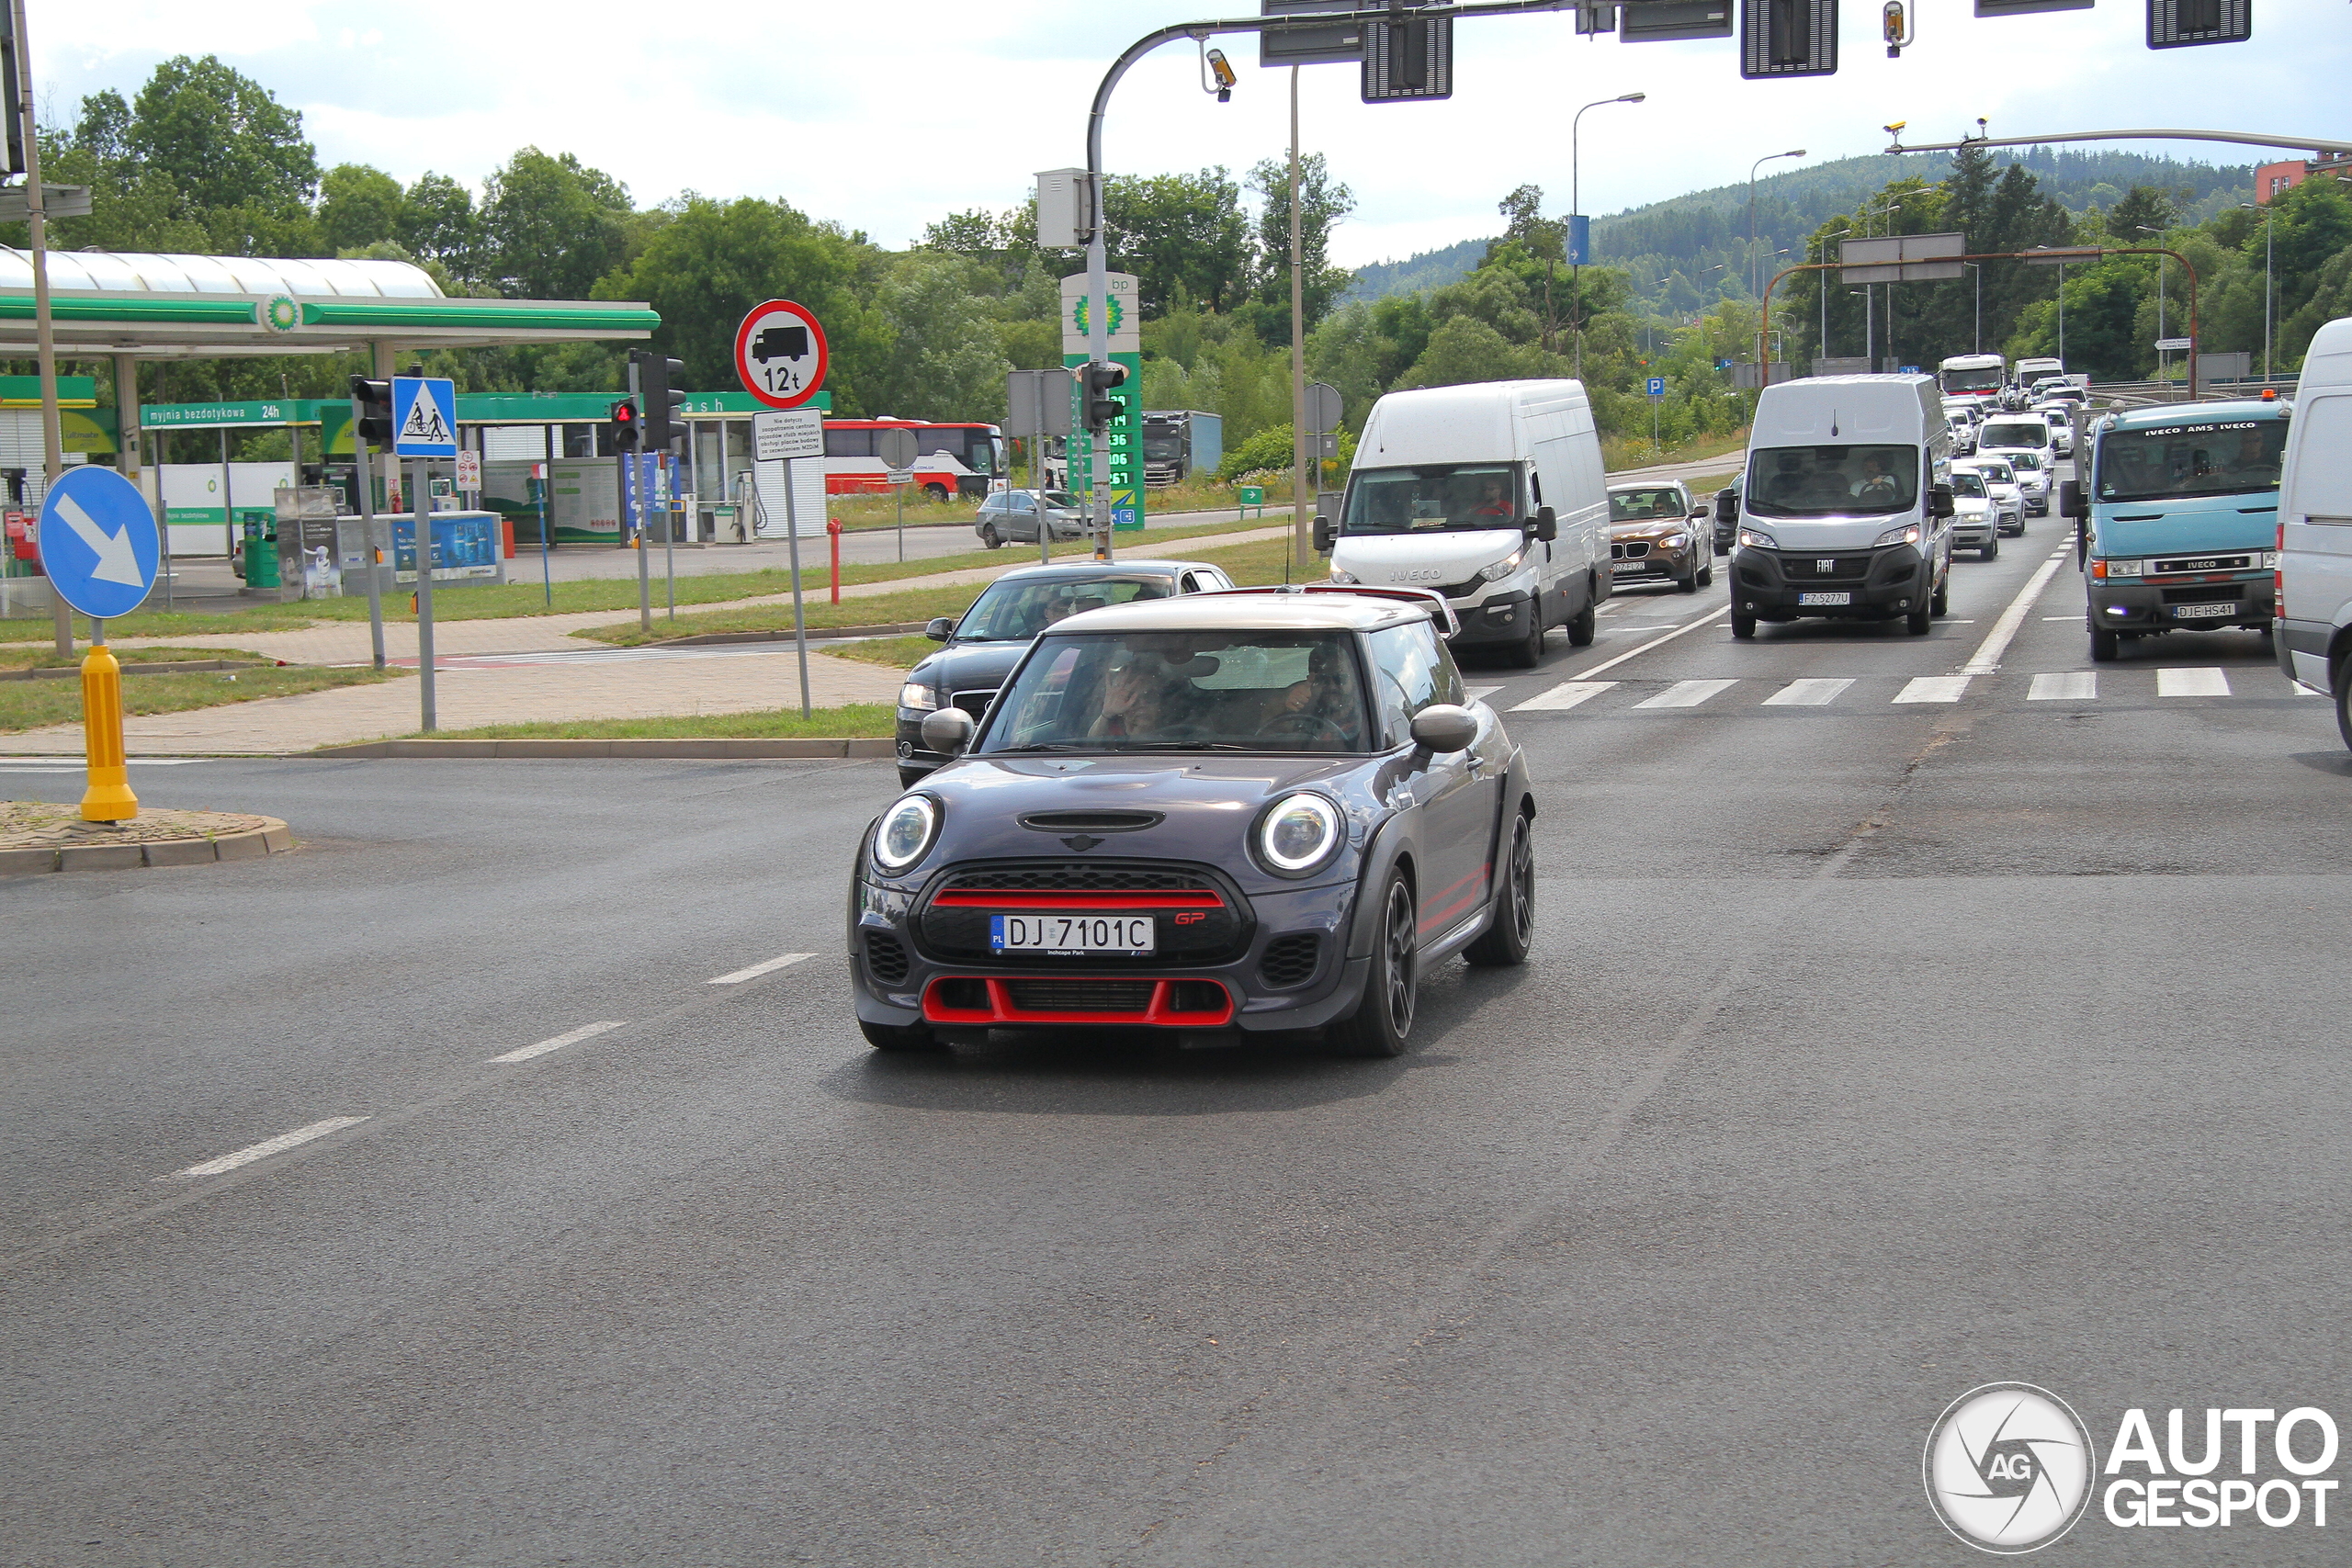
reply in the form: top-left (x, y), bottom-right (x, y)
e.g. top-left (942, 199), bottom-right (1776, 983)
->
top-left (753, 408), bottom-right (825, 462)
top-left (455, 450), bottom-right (481, 491)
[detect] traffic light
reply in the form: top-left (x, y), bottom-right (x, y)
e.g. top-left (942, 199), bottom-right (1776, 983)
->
top-left (609, 398), bottom-right (641, 453)
top-left (1082, 361), bottom-right (1129, 427)
top-left (632, 350), bottom-right (686, 450)
top-left (349, 377), bottom-right (393, 446)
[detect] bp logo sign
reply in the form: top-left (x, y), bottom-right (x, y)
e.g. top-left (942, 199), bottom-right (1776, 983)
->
top-left (1070, 294), bottom-right (1125, 339)
top-left (1924, 1383), bottom-right (2096, 1553)
top-left (262, 295), bottom-right (300, 333)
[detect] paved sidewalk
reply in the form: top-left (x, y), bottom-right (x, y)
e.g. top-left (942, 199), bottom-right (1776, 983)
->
top-left (2, 646), bottom-right (902, 756)
top-left (103, 524), bottom-right (1295, 669)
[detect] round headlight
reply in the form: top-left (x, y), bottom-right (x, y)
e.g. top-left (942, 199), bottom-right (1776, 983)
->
top-left (873, 795), bottom-right (940, 873)
top-left (1258, 793), bottom-right (1342, 874)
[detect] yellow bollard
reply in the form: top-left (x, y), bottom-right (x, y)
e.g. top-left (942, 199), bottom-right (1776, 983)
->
top-left (79, 637), bottom-right (138, 822)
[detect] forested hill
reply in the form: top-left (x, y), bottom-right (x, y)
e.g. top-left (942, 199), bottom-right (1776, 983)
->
top-left (1342, 148), bottom-right (2256, 312)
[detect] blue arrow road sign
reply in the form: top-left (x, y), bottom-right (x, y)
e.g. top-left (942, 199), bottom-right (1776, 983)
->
top-left (37, 466), bottom-right (160, 620)
top-left (1646, 377), bottom-right (1667, 397)
top-left (391, 376), bottom-right (458, 457)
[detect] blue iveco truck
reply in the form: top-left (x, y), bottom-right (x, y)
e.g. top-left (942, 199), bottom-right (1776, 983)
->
top-left (2062, 397), bottom-right (2290, 662)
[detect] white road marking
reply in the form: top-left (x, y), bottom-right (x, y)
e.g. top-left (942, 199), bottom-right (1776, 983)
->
top-left (167, 1117), bottom-right (368, 1179)
top-left (1463, 684), bottom-right (1502, 703)
top-left (2029, 671), bottom-right (2098, 701)
top-left (1634, 679), bottom-right (1738, 709)
top-left (1510, 681), bottom-right (1617, 712)
top-left (1894, 675), bottom-right (1973, 704)
top-left (707, 952), bottom-right (815, 986)
top-left (1570, 604), bottom-right (1735, 680)
top-left (1960, 550), bottom-right (2074, 675)
top-left (488, 1020), bottom-right (627, 1065)
top-left (2041, 615), bottom-right (2081, 621)
top-left (0, 757), bottom-right (212, 769)
top-left (1763, 678), bottom-right (1854, 706)
top-left (2158, 667), bottom-right (2232, 697)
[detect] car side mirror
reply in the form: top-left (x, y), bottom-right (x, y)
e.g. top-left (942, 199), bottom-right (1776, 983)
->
top-left (1930, 483), bottom-right (1955, 520)
top-left (1713, 490), bottom-right (1737, 524)
top-left (2059, 479), bottom-right (2087, 521)
top-left (1312, 514), bottom-right (1335, 554)
top-left (919, 706), bottom-right (975, 756)
top-left (924, 616), bottom-right (955, 642)
top-left (1408, 704), bottom-right (1478, 757)
top-left (1529, 505), bottom-right (1557, 543)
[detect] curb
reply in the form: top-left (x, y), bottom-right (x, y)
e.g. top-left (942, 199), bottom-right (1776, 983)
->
top-left (650, 621), bottom-right (932, 648)
top-left (2, 819), bottom-right (294, 875)
top-left (312, 738), bottom-right (896, 760)
top-left (0, 660), bottom-right (277, 682)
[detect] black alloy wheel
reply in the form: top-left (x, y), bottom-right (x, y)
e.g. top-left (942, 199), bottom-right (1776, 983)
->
top-left (1465, 812), bottom-right (1534, 967)
top-left (1329, 873), bottom-right (1418, 1057)
top-left (979, 525), bottom-right (1002, 549)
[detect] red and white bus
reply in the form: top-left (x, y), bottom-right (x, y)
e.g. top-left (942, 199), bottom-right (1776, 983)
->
top-left (821, 418), bottom-right (1007, 500)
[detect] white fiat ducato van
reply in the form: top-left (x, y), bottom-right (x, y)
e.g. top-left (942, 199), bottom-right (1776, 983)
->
top-left (1719, 374), bottom-right (1956, 638)
top-left (1316, 380), bottom-right (1611, 668)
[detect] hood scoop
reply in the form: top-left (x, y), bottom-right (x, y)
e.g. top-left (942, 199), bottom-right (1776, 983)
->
top-left (1019, 809), bottom-right (1166, 834)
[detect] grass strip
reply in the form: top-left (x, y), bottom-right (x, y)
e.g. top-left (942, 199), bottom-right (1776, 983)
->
top-left (408, 703), bottom-right (896, 741)
top-left (821, 636), bottom-right (939, 671)
top-left (0, 665), bottom-right (398, 733)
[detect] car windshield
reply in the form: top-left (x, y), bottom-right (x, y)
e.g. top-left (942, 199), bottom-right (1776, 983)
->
top-left (1610, 487), bottom-right (1687, 523)
top-left (1971, 462), bottom-right (2015, 485)
top-left (980, 630), bottom-right (1371, 754)
top-left (1980, 421), bottom-right (2048, 448)
top-left (1743, 445), bottom-right (1920, 518)
top-left (1951, 472), bottom-right (1988, 498)
top-left (2008, 452), bottom-right (2043, 472)
top-left (2096, 419), bottom-right (2289, 502)
top-left (955, 578), bottom-right (1170, 642)
top-left (1343, 463), bottom-right (1525, 535)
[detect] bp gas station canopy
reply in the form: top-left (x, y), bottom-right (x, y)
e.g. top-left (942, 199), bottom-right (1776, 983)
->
top-left (0, 249), bottom-right (658, 359)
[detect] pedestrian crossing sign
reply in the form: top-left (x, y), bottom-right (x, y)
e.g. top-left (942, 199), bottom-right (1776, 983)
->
top-left (391, 376), bottom-right (458, 457)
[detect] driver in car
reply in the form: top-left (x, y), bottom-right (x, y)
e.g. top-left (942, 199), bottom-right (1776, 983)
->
top-left (1090, 655), bottom-right (1188, 740)
top-left (1467, 476), bottom-right (1516, 522)
top-left (1262, 641), bottom-right (1363, 748)
top-left (1851, 454), bottom-right (1903, 505)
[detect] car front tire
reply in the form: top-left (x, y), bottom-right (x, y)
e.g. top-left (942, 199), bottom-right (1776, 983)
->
top-left (979, 525), bottom-right (1002, 549)
top-left (2091, 626), bottom-right (2120, 662)
top-left (1566, 598), bottom-right (1597, 648)
top-left (1329, 872), bottom-right (1417, 1058)
top-left (1506, 615), bottom-right (1544, 668)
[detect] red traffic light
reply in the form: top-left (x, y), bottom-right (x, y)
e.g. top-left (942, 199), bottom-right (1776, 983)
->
top-left (610, 399), bottom-right (641, 452)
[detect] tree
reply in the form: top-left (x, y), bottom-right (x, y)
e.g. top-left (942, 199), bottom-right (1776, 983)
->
top-left (1104, 167), bottom-right (1253, 316)
top-left (319, 164), bottom-right (405, 254)
top-left (481, 148), bottom-right (632, 299)
top-left (1245, 153), bottom-right (1356, 344)
top-left (400, 174), bottom-right (483, 281)
top-left (860, 254), bottom-right (1013, 423)
top-left (127, 56), bottom-right (318, 218)
top-left (2107, 185), bottom-right (2177, 242)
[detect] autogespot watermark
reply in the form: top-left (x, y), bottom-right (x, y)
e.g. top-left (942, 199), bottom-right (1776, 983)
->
top-left (1924, 1384), bottom-right (2342, 1553)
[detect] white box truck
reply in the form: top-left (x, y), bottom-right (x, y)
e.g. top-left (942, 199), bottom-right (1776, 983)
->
top-left (1718, 374), bottom-right (1957, 638)
top-left (1315, 380), bottom-right (1610, 667)
top-left (2274, 315), bottom-right (2352, 744)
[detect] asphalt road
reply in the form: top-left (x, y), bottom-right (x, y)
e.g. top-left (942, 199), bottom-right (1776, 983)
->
top-left (5, 521), bottom-right (2348, 1565)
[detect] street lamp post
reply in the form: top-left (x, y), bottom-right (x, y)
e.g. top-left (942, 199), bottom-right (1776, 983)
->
top-left (2135, 225), bottom-right (2165, 382)
top-left (1963, 262), bottom-right (1982, 354)
top-left (1570, 92), bottom-right (1645, 380)
top-left (1865, 198), bottom-right (1902, 370)
top-left (1820, 226), bottom-right (1849, 366)
top-left (1748, 149), bottom-right (1805, 303)
top-left (2239, 201), bottom-right (2275, 380)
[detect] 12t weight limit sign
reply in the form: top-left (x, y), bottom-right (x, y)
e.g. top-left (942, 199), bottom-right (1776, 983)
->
top-left (735, 299), bottom-right (830, 410)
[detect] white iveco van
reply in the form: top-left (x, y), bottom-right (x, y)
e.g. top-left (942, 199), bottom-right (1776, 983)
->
top-left (1317, 380), bottom-right (1611, 667)
top-left (2275, 315), bottom-right (2352, 744)
top-left (1720, 374), bottom-right (1956, 638)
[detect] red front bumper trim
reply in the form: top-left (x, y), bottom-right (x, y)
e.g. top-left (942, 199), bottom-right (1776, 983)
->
top-left (922, 976), bottom-right (1235, 1028)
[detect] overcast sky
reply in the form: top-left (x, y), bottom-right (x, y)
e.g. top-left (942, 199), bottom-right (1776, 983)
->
top-left (30, 0), bottom-right (2346, 267)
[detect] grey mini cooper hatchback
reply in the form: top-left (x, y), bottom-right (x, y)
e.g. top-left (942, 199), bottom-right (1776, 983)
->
top-left (848, 586), bottom-right (1540, 1057)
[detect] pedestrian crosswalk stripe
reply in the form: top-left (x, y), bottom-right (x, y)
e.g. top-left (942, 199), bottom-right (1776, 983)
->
top-left (1634, 678), bottom-right (1738, 709)
top-left (2157, 666), bottom-right (2231, 697)
top-left (1762, 677), bottom-right (1854, 706)
top-left (1893, 675), bottom-right (1973, 704)
top-left (2029, 671), bottom-right (2098, 701)
top-left (1510, 680), bottom-right (1617, 711)
top-left (1464, 684), bottom-right (1502, 703)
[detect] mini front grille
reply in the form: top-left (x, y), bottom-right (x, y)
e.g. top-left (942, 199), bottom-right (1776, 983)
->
top-left (865, 931), bottom-right (910, 985)
top-left (945, 864), bottom-right (1214, 894)
top-left (1004, 979), bottom-right (1155, 1013)
top-left (2161, 585), bottom-right (2242, 605)
top-left (1259, 932), bottom-right (1320, 988)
